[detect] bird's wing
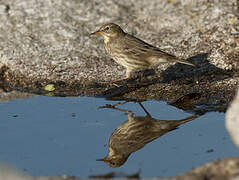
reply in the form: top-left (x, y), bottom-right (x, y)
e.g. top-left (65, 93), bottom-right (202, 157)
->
top-left (123, 34), bottom-right (177, 61)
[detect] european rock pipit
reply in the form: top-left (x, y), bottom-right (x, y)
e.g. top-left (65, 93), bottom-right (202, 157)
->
top-left (97, 102), bottom-right (199, 167)
top-left (91, 23), bottom-right (195, 81)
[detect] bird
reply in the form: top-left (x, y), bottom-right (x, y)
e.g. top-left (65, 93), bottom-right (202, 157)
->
top-left (97, 102), bottom-right (199, 167)
top-left (91, 23), bottom-right (196, 81)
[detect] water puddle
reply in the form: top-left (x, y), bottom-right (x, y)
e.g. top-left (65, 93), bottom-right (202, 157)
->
top-left (0, 95), bottom-right (238, 177)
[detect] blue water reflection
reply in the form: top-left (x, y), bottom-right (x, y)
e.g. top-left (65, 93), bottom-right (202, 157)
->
top-left (0, 96), bottom-right (238, 177)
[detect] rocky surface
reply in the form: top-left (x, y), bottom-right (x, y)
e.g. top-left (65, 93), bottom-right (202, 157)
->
top-left (0, 88), bottom-right (35, 102)
top-left (1, 157), bottom-right (239, 180)
top-left (0, 0), bottom-right (238, 179)
top-left (0, 0), bottom-right (238, 107)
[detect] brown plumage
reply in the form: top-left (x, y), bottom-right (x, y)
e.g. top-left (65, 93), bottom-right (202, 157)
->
top-left (91, 23), bottom-right (195, 80)
top-left (97, 103), bottom-right (199, 167)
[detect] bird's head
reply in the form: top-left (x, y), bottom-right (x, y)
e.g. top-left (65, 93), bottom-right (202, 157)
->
top-left (96, 154), bottom-right (128, 168)
top-left (90, 23), bottom-right (125, 40)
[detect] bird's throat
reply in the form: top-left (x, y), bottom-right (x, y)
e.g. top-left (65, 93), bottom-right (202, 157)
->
top-left (103, 36), bottom-right (111, 44)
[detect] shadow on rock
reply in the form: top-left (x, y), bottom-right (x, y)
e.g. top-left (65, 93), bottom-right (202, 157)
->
top-left (161, 53), bottom-right (232, 84)
top-left (98, 53), bottom-right (236, 113)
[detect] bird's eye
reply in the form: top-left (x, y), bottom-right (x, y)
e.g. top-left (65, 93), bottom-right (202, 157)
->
top-left (105, 26), bottom-right (110, 31)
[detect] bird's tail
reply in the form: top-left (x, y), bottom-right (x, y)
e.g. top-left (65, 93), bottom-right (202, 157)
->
top-left (174, 59), bottom-right (196, 67)
top-left (161, 114), bottom-right (199, 131)
top-left (176, 114), bottom-right (200, 125)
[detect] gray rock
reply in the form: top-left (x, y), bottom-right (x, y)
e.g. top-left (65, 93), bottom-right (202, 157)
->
top-left (0, 163), bottom-right (31, 180)
top-left (226, 89), bottom-right (239, 148)
top-left (0, 0), bottom-right (238, 110)
top-left (0, 0), bottom-right (238, 84)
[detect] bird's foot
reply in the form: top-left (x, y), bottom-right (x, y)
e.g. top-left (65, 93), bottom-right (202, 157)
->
top-left (111, 76), bottom-right (130, 82)
top-left (97, 77), bottom-right (130, 87)
top-left (98, 102), bottom-right (132, 113)
top-left (97, 81), bottom-right (121, 87)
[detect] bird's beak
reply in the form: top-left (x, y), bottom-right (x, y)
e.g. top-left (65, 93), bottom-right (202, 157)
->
top-left (90, 30), bottom-right (102, 36)
top-left (96, 158), bottom-right (108, 162)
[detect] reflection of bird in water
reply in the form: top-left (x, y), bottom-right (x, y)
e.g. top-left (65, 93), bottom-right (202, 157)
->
top-left (97, 102), bottom-right (200, 167)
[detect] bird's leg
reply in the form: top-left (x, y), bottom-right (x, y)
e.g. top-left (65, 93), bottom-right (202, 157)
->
top-left (138, 102), bottom-right (152, 118)
top-left (109, 68), bottom-right (132, 84)
top-left (112, 68), bottom-right (132, 82)
top-left (126, 68), bottom-right (132, 79)
top-left (127, 112), bottom-right (135, 121)
top-left (98, 69), bottom-right (132, 85)
top-left (97, 76), bottom-right (128, 86)
top-left (111, 76), bottom-right (129, 83)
